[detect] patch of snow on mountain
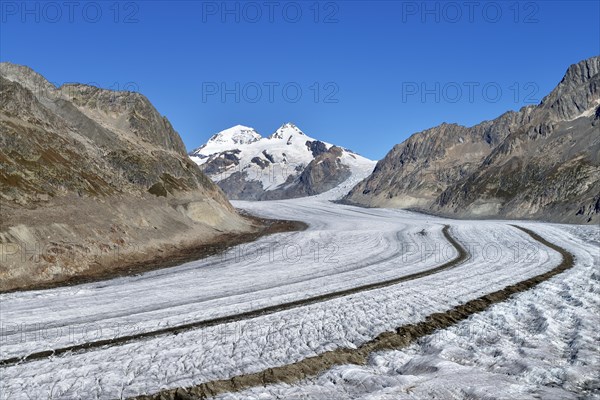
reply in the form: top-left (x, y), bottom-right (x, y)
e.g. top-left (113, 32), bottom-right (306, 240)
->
top-left (566, 98), bottom-right (600, 121)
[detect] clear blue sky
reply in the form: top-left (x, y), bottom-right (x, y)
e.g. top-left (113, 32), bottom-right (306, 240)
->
top-left (1, 1), bottom-right (598, 159)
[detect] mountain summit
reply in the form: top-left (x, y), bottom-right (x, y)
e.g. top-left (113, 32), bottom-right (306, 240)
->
top-left (199, 125), bottom-right (262, 149)
top-left (190, 124), bottom-right (376, 200)
top-left (269, 122), bottom-right (305, 139)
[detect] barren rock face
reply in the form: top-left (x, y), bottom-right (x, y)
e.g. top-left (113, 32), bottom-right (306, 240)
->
top-left (0, 63), bottom-right (229, 205)
top-left (262, 145), bottom-right (352, 199)
top-left (344, 56), bottom-right (600, 224)
top-left (0, 63), bottom-right (250, 291)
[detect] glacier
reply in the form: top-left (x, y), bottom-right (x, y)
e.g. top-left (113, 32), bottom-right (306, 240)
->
top-left (0, 195), bottom-right (597, 399)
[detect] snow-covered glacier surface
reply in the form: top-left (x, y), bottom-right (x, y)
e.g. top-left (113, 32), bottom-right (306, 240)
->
top-left (214, 224), bottom-right (600, 400)
top-left (0, 196), bottom-right (598, 399)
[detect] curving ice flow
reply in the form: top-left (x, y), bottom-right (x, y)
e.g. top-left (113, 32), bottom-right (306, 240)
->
top-left (214, 224), bottom-right (600, 400)
top-left (0, 197), bottom-right (596, 400)
top-left (0, 201), bottom-right (454, 360)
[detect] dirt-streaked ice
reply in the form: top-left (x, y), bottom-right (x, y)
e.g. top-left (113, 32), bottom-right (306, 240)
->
top-left (0, 196), bottom-right (596, 400)
top-left (213, 224), bottom-right (600, 400)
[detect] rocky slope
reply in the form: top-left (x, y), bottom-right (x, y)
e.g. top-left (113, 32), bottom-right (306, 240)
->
top-left (190, 123), bottom-right (376, 200)
top-left (344, 56), bottom-right (600, 224)
top-left (0, 62), bottom-right (256, 291)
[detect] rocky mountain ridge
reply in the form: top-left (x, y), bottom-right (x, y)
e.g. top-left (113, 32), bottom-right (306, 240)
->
top-left (0, 62), bottom-right (255, 291)
top-left (344, 56), bottom-right (600, 224)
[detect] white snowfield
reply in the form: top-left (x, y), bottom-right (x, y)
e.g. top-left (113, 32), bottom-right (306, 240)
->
top-left (0, 196), bottom-right (598, 399)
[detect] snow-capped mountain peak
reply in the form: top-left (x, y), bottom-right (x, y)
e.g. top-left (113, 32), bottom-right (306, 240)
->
top-left (209, 125), bottom-right (262, 145)
top-left (191, 125), bottom-right (262, 156)
top-left (269, 122), bottom-right (306, 140)
top-left (190, 123), bottom-right (376, 200)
